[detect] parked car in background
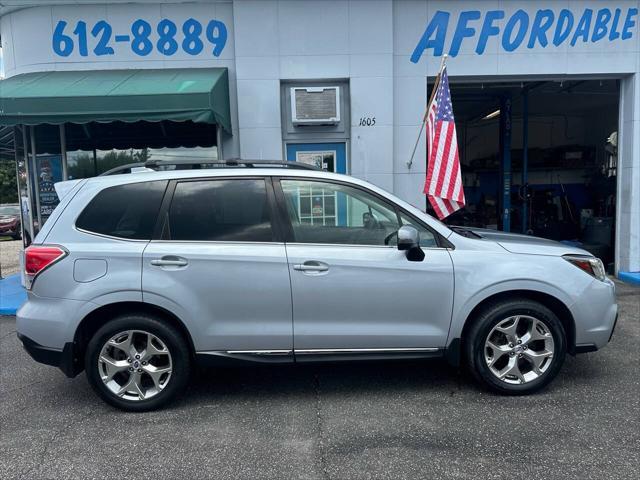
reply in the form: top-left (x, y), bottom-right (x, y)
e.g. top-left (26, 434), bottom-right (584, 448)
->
top-left (16, 160), bottom-right (618, 411)
top-left (0, 204), bottom-right (21, 240)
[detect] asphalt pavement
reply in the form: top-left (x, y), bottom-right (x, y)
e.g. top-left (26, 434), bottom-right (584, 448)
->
top-left (1, 281), bottom-right (638, 479)
top-left (0, 239), bottom-right (21, 277)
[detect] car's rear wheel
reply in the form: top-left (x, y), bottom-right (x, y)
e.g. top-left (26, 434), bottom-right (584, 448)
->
top-left (465, 299), bottom-right (566, 395)
top-left (85, 314), bottom-right (191, 411)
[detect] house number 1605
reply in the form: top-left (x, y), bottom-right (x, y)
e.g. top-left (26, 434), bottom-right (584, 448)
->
top-left (358, 117), bottom-right (376, 126)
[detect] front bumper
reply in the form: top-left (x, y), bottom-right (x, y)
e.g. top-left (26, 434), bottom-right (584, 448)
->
top-left (0, 223), bottom-right (19, 235)
top-left (572, 278), bottom-right (618, 353)
top-left (574, 313), bottom-right (619, 353)
top-left (17, 333), bottom-right (80, 378)
top-left (608, 312), bottom-right (619, 342)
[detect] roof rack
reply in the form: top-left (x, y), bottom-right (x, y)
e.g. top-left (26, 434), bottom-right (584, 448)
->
top-left (219, 159), bottom-right (320, 170)
top-left (99, 162), bottom-right (147, 176)
top-left (99, 158), bottom-right (320, 176)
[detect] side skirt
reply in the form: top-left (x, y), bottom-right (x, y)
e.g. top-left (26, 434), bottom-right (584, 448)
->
top-left (195, 348), bottom-right (444, 367)
top-left (294, 347), bottom-right (442, 363)
top-left (196, 350), bottom-right (294, 367)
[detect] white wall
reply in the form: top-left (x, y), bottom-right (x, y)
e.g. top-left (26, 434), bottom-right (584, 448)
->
top-left (618, 74), bottom-right (640, 273)
top-left (234, 0), bottom-right (396, 194)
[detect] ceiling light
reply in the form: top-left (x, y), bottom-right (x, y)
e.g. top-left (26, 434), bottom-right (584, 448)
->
top-left (483, 109), bottom-right (500, 120)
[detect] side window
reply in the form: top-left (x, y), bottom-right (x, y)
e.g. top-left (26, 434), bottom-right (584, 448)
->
top-left (167, 179), bottom-right (273, 242)
top-left (76, 180), bottom-right (167, 240)
top-left (280, 179), bottom-right (401, 246)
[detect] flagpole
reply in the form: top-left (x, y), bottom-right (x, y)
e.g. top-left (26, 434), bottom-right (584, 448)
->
top-left (406, 54), bottom-right (448, 169)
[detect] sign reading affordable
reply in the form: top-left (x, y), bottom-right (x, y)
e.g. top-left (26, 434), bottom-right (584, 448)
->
top-left (411, 7), bottom-right (638, 61)
top-left (52, 18), bottom-right (228, 58)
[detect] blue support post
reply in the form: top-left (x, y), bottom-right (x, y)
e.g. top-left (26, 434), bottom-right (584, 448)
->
top-left (500, 95), bottom-right (512, 232)
top-left (522, 90), bottom-right (529, 234)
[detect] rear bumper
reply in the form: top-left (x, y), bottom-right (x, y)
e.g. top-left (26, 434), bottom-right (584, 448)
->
top-left (17, 333), bottom-right (80, 378)
top-left (16, 294), bottom-right (87, 349)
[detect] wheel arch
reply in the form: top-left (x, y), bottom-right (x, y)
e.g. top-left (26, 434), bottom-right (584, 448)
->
top-left (71, 301), bottom-right (196, 374)
top-left (446, 289), bottom-right (576, 367)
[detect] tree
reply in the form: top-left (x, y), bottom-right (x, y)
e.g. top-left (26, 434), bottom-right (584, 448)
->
top-left (68, 148), bottom-right (152, 178)
top-left (0, 160), bottom-right (18, 204)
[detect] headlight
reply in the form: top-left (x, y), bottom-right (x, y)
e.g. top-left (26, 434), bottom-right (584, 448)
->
top-left (563, 255), bottom-right (607, 282)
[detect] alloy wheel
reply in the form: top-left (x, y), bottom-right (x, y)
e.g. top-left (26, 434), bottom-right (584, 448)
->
top-left (484, 315), bottom-right (555, 385)
top-left (97, 330), bottom-right (173, 401)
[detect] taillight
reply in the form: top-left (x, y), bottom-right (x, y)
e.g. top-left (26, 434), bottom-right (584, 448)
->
top-left (24, 245), bottom-right (67, 289)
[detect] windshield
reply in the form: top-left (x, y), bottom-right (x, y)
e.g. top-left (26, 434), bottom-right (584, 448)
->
top-left (0, 206), bottom-right (20, 216)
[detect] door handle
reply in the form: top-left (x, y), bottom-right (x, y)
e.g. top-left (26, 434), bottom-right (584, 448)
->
top-left (293, 261), bottom-right (329, 273)
top-left (150, 257), bottom-right (188, 267)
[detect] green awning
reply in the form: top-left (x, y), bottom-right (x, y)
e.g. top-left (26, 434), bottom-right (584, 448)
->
top-left (0, 68), bottom-right (231, 133)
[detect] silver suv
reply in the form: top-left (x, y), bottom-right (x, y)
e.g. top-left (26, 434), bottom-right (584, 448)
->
top-left (17, 161), bottom-right (618, 411)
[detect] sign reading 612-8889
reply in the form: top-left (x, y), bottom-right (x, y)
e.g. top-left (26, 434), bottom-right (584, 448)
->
top-left (52, 18), bottom-right (227, 58)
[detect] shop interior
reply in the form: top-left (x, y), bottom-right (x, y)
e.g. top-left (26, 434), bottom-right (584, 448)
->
top-left (443, 78), bottom-right (619, 270)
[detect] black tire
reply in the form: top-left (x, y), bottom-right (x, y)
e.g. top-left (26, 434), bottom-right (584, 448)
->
top-left (464, 298), bottom-right (566, 395)
top-left (85, 313), bottom-right (191, 411)
top-left (11, 224), bottom-right (21, 240)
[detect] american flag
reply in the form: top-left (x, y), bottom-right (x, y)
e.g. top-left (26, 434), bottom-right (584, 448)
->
top-left (424, 66), bottom-right (465, 219)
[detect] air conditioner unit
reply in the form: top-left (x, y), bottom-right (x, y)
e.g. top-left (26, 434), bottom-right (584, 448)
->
top-left (290, 86), bottom-right (340, 125)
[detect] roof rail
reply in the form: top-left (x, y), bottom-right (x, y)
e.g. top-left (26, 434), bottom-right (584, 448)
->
top-left (98, 162), bottom-right (147, 176)
top-left (142, 158), bottom-right (320, 170)
top-left (220, 159), bottom-right (320, 170)
top-left (99, 158), bottom-right (321, 176)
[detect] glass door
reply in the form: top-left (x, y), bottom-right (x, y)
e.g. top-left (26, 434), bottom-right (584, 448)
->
top-left (285, 142), bottom-right (347, 225)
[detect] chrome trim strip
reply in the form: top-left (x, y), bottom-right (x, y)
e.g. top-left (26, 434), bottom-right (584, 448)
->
top-left (74, 226), bottom-right (150, 242)
top-left (198, 348), bottom-right (439, 356)
top-left (294, 347), bottom-right (440, 354)
top-left (149, 240), bottom-right (285, 245)
top-left (222, 350), bottom-right (292, 355)
top-left (285, 242), bottom-right (449, 250)
top-left (146, 240), bottom-right (444, 249)
top-left (286, 243), bottom-right (394, 249)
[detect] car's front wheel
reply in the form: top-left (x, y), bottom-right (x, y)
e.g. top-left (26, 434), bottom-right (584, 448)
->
top-left (465, 299), bottom-right (566, 395)
top-left (85, 313), bottom-right (191, 411)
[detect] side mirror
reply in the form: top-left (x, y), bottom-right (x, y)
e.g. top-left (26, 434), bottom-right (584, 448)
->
top-left (397, 225), bottom-right (425, 262)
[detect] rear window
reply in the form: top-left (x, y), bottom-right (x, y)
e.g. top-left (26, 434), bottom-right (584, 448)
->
top-left (76, 181), bottom-right (167, 239)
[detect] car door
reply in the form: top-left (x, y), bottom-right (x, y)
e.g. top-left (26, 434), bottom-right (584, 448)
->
top-left (276, 177), bottom-right (454, 357)
top-left (142, 176), bottom-right (293, 357)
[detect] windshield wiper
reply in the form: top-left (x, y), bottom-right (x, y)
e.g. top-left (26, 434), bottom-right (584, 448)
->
top-left (450, 226), bottom-right (483, 239)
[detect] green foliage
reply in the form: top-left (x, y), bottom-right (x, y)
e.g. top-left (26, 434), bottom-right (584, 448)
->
top-left (67, 154), bottom-right (95, 179)
top-left (0, 160), bottom-right (18, 204)
top-left (68, 148), bottom-right (151, 178)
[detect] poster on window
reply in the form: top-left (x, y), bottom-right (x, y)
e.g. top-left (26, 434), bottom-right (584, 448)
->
top-left (296, 151), bottom-right (335, 172)
top-left (37, 155), bottom-right (63, 224)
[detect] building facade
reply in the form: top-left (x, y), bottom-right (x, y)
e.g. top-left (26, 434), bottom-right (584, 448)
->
top-left (0, 0), bottom-right (638, 277)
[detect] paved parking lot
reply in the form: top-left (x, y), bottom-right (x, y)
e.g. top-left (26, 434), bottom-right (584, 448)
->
top-left (1, 282), bottom-right (638, 479)
top-left (0, 239), bottom-right (21, 277)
